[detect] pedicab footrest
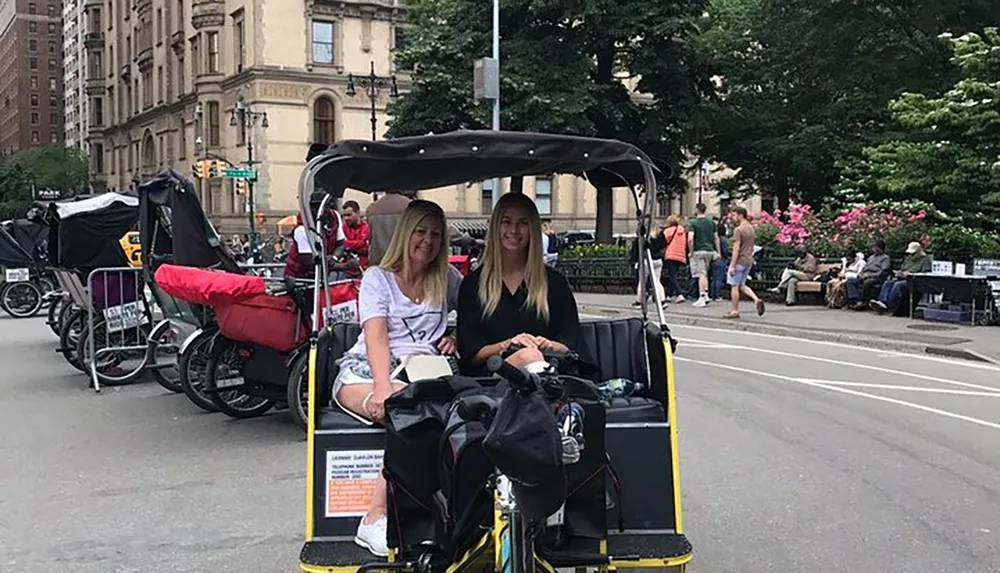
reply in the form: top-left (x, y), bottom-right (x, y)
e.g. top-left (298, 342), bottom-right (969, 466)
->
top-left (607, 532), bottom-right (692, 561)
top-left (300, 540), bottom-right (388, 567)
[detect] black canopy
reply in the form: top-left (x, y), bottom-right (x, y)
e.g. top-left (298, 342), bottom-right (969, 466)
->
top-left (7, 219), bottom-right (48, 263)
top-left (47, 193), bottom-right (138, 270)
top-left (137, 169), bottom-right (241, 272)
top-left (0, 226), bottom-right (34, 268)
top-left (312, 130), bottom-right (658, 196)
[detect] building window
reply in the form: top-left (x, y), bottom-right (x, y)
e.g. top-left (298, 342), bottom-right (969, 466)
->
top-left (208, 101), bottom-right (220, 146)
top-left (31, 112), bottom-right (40, 124)
top-left (313, 96), bottom-right (335, 145)
top-left (93, 98), bottom-right (103, 125)
top-left (30, 76), bottom-right (38, 89)
top-left (157, 66), bottom-right (163, 103)
top-left (176, 55), bottom-right (184, 96)
top-left (28, 3), bottom-right (37, 14)
top-left (48, 41), bottom-right (55, 53)
top-left (143, 70), bottom-right (152, 108)
top-left (50, 132), bottom-right (58, 143)
top-left (393, 27), bottom-right (413, 71)
top-left (29, 21), bottom-right (37, 33)
top-left (207, 32), bottom-right (219, 73)
top-left (93, 143), bottom-right (105, 172)
top-left (30, 58), bottom-right (38, 70)
top-left (50, 112), bottom-right (59, 125)
top-left (191, 35), bottom-right (200, 76)
top-left (48, 23), bottom-right (56, 33)
top-left (29, 39), bottom-right (37, 51)
top-left (32, 131), bottom-right (40, 144)
top-left (49, 94), bottom-right (56, 106)
top-left (233, 15), bottom-right (245, 72)
top-left (30, 94), bottom-right (39, 106)
top-left (156, 8), bottom-right (162, 39)
top-left (49, 59), bottom-right (56, 72)
top-left (47, 4), bottom-right (55, 16)
top-left (50, 78), bottom-right (57, 90)
top-left (179, 122), bottom-right (186, 158)
top-left (312, 21), bottom-right (334, 64)
top-left (176, 0), bottom-right (184, 32)
top-left (481, 180), bottom-right (494, 215)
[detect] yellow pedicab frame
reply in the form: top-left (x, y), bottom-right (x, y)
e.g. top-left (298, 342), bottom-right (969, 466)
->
top-left (295, 132), bottom-right (688, 572)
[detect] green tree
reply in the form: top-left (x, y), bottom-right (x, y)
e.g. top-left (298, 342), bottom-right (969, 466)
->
top-left (387, 0), bottom-right (706, 242)
top-left (690, 0), bottom-right (999, 210)
top-left (838, 29), bottom-right (1000, 230)
top-left (0, 144), bottom-right (88, 219)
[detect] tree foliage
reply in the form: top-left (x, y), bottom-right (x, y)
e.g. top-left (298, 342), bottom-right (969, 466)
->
top-left (0, 145), bottom-right (89, 219)
top-left (838, 28), bottom-right (1000, 230)
top-left (690, 0), bottom-right (999, 210)
top-left (387, 0), bottom-right (706, 241)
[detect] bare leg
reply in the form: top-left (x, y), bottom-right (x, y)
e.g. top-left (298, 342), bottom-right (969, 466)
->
top-left (507, 347), bottom-right (545, 369)
top-left (335, 381), bottom-right (405, 524)
top-left (699, 275), bottom-right (708, 296)
top-left (740, 285), bottom-right (760, 303)
top-left (730, 285), bottom-right (741, 313)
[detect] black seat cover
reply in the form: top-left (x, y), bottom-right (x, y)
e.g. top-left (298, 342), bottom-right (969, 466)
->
top-left (316, 323), bottom-right (364, 431)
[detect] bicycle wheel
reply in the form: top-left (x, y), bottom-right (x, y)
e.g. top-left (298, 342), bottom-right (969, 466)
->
top-left (204, 338), bottom-right (275, 419)
top-left (150, 322), bottom-right (183, 393)
top-left (47, 294), bottom-right (68, 335)
top-left (77, 318), bottom-right (150, 387)
top-left (286, 350), bottom-right (310, 431)
top-left (178, 329), bottom-right (219, 413)
top-left (1, 281), bottom-right (43, 318)
top-left (58, 308), bottom-right (87, 372)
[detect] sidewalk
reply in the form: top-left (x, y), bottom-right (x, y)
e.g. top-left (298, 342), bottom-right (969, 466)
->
top-left (575, 292), bottom-right (1000, 364)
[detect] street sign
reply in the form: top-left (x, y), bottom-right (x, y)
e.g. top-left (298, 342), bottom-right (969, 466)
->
top-left (473, 58), bottom-right (499, 101)
top-left (224, 169), bottom-right (257, 180)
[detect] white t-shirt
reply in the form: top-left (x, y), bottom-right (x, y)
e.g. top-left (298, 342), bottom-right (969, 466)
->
top-left (349, 265), bottom-right (463, 359)
top-left (292, 211), bottom-right (347, 254)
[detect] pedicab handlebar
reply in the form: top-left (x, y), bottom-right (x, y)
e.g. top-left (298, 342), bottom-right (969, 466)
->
top-left (486, 354), bottom-right (537, 395)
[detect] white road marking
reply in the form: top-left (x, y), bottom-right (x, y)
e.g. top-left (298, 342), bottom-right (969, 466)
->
top-left (679, 337), bottom-right (1000, 393)
top-left (676, 356), bottom-right (1000, 431)
top-left (670, 324), bottom-right (1000, 371)
top-left (793, 380), bottom-right (1000, 397)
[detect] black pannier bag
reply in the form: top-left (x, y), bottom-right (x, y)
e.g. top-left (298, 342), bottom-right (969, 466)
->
top-left (383, 375), bottom-right (609, 562)
top-left (383, 376), bottom-right (494, 555)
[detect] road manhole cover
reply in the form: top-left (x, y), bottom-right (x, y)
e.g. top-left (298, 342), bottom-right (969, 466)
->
top-left (906, 323), bottom-right (959, 332)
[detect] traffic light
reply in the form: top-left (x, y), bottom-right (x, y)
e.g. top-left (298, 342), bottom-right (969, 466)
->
top-left (208, 160), bottom-right (224, 178)
top-left (234, 177), bottom-right (246, 195)
top-left (196, 160), bottom-right (210, 179)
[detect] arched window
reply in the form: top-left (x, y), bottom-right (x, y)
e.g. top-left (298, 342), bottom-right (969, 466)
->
top-left (313, 96), bottom-right (335, 145)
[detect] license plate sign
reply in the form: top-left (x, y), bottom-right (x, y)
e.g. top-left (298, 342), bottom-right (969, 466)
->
top-left (4, 268), bottom-right (29, 283)
top-left (103, 302), bottom-right (149, 332)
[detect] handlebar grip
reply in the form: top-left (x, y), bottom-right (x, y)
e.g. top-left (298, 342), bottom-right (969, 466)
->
top-left (486, 355), bottom-right (535, 393)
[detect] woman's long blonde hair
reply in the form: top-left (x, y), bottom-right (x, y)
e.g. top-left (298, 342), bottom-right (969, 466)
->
top-left (379, 200), bottom-right (450, 308)
top-left (478, 193), bottom-right (548, 320)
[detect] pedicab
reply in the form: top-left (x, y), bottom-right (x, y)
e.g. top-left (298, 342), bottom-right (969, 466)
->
top-left (0, 222), bottom-right (51, 318)
top-left (46, 192), bottom-right (174, 390)
top-left (153, 194), bottom-right (361, 428)
top-left (296, 131), bottom-right (690, 573)
top-left (137, 169), bottom-right (244, 408)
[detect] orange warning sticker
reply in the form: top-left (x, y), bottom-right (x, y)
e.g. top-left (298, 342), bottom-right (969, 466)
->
top-left (325, 450), bottom-right (383, 517)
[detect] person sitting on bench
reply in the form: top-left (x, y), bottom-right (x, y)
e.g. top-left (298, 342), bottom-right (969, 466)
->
top-left (845, 240), bottom-right (891, 310)
top-left (870, 241), bottom-right (932, 315)
top-left (770, 245), bottom-right (819, 306)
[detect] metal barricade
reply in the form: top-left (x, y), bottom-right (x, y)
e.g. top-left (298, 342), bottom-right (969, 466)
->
top-left (85, 267), bottom-right (171, 392)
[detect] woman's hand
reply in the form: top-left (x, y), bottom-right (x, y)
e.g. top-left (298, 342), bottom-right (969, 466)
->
top-left (536, 336), bottom-right (569, 354)
top-left (509, 333), bottom-right (540, 349)
top-left (437, 333), bottom-right (457, 355)
top-left (366, 383), bottom-right (395, 423)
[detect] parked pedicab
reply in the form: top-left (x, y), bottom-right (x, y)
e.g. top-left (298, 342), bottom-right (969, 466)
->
top-left (0, 222), bottom-right (51, 318)
top-left (153, 195), bottom-right (361, 428)
top-left (45, 192), bottom-right (174, 390)
top-left (296, 131), bottom-right (690, 573)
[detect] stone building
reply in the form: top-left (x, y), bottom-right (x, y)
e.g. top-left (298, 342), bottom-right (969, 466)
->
top-left (0, 0), bottom-right (65, 154)
top-left (83, 0), bottom-right (751, 236)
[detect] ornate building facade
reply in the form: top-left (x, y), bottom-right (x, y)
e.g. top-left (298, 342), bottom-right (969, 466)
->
top-left (83, 0), bottom-right (750, 235)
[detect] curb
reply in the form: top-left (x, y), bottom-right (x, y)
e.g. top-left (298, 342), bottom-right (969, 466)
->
top-left (579, 304), bottom-right (999, 365)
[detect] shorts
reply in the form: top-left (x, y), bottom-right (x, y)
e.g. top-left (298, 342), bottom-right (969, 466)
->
top-left (689, 251), bottom-right (715, 278)
top-left (727, 264), bottom-right (752, 287)
top-left (331, 351), bottom-right (405, 425)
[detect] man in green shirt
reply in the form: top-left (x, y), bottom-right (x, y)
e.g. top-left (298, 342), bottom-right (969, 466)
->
top-left (687, 203), bottom-right (720, 307)
top-left (871, 241), bottom-right (932, 315)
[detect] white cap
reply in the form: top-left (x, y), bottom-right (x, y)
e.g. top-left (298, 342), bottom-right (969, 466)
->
top-left (906, 241), bottom-right (921, 254)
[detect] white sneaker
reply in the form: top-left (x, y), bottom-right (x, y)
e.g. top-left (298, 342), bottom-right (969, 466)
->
top-left (692, 297), bottom-right (708, 308)
top-left (355, 515), bottom-right (389, 557)
top-left (674, 295), bottom-right (686, 303)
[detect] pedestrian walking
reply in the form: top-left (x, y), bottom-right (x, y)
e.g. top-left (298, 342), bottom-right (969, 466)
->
top-left (687, 203), bottom-right (720, 307)
top-left (662, 216), bottom-right (688, 303)
top-left (725, 207), bottom-right (765, 319)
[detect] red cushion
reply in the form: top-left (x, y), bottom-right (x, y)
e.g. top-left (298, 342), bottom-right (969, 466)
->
top-left (154, 264), bottom-right (266, 306)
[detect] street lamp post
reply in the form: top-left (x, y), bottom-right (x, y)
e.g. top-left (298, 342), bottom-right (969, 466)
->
top-left (346, 61), bottom-right (399, 141)
top-left (230, 99), bottom-right (269, 259)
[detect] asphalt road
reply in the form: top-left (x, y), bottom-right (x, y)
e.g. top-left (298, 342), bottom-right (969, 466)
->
top-left (2, 315), bottom-right (999, 572)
